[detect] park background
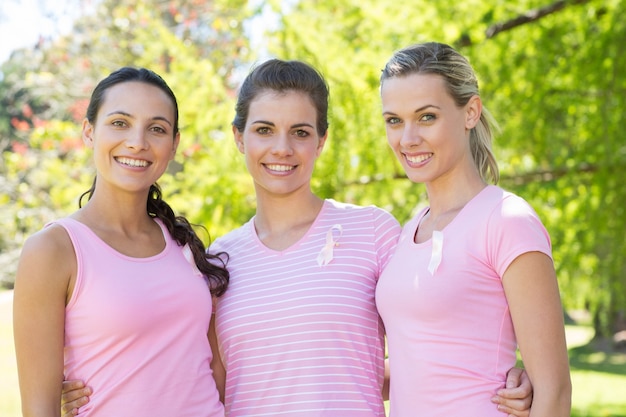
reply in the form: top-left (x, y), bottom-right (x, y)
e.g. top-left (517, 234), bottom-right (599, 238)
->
top-left (0, 0), bottom-right (624, 415)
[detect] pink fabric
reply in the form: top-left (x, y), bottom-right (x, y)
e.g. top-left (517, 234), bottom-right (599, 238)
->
top-left (376, 186), bottom-right (552, 417)
top-left (59, 218), bottom-right (224, 417)
top-left (211, 200), bottom-right (400, 416)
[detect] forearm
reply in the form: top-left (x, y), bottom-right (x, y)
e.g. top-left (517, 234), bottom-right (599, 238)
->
top-left (528, 382), bottom-right (572, 417)
top-left (15, 345), bottom-right (64, 417)
top-left (15, 324), bottom-right (64, 417)
top-left (20, 399), bottom-right (63, 417)
top-left (208, 314), bottom-right (226, 403)
top-left (503, 253), bottom-right (571, 417)
top-left (381, 358), bottom-right (390, 401)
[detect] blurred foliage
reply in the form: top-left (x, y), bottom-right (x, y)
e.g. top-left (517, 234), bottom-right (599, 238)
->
top-left (1, 0), bottom-right (624, 338)
top-left (257, 0), bottom-right (626, 338)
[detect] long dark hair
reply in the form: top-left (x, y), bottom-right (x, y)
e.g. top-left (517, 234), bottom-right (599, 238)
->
top-left (79, 67), bottom-right (229, 296)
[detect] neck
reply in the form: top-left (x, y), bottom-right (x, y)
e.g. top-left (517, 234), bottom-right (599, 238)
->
top-left (75, 188), bottom-right (154, 233)
top-left (424, 168), bottom-right (487, 218)
top-left (253, 189), bottom-right (324, 250)
top-left (255, 191), bottom-right (323, 232)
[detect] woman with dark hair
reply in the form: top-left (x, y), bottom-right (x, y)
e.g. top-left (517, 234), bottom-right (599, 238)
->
top-left (13, 67), bottom-right (228, 417)
top-left (212, 59), bottom-right (401, 416)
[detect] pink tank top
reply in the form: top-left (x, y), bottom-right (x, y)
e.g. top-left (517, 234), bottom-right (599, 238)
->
top-left (59, 217), bottom-right (224, 416)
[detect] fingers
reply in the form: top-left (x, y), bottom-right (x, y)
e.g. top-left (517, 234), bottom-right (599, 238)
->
top-left (505, 367), bottom-right (523, 389)
top-left (62, 379), bottom-right (85, 392)
top-left (491, 396), bottom-right (531, 417)
top-left (493, 388), bottom-right (533, 409)
top-left (61, 392), bottom-right (90, 417)
top-left (494, 368), bottom-right (533, 415)
top-left (498, 385), bottom-right (532, 400)
top-left (62, 407), bottom-right (78, 417)
top-left (61, 382), bottom-right (92, 417)
top-left (61, 379), bottom-right (89, 403)
top-left (499, 368), bottom-right (533, 402)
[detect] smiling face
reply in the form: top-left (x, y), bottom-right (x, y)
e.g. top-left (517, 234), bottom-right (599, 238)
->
top-left (234, 89), bottom-right (327, 199)
top-left (82, 81), bottom-right (179, 194)
top-left (381, 73), bottom-right (481, 186)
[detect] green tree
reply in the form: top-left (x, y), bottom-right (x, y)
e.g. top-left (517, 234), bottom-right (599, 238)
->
top-left (258, 0), bottom-right (625, 338)
top-left (0, 0), bottom-right (254, 286)
top-left (2, 0), bottom-right (624, 340)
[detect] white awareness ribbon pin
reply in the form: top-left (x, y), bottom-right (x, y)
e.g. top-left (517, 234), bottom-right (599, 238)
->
top-left (427, 231), bottom-right (444, 275)
top-left (316, 224), bottom-right (343, 267)
top-left (182, 243), bottom-right (203, 277)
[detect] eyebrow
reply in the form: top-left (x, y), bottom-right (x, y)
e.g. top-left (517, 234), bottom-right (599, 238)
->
top-left (382, 104), bottom-right (440, 116)
top-left (251, 120), bottom-right (315, 129)
top-left (106, 111), bottom-right (173, 127)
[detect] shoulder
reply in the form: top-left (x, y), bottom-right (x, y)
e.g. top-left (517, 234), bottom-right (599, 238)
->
top-left (210, 219), bottom-right (253, 253)
top-left (490, 187), bottom-right (542, 222)
top-left (323, 200), bottom-right (401, 247)
top-left (22, 221), bottom-right (74, 260)
top-left (469, 186), bottom-right (538, 222)
top-left (483, 187), bottom-right (550, 247)
top-left (325, 199), bottom-right (398, 223)
top-left (480, 188), bottom-right (552, 273)
top-left (16, 221), bottom-right (75, 290)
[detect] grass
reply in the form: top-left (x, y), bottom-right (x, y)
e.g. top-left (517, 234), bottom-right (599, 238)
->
top-left (0, 291), bottom-right (20, 417)
top-left (1, 291), bottom-right (624, 416)
top-left (568, 330), bottom-right (626, 417)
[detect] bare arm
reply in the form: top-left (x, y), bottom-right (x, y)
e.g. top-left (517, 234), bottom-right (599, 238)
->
top-left (502, 252), bottom-right (571, 417)
top-left (382, 358), bottom-right (390, 402)
top-left (208, 312), bottom-right (226, 403)
top-left (14, 226), bottom-right (75, 417)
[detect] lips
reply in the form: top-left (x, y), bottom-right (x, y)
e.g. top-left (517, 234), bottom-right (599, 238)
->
top-left (404, 152), bottom-right (433, 165)
top-left (264, 163), bottom-right (296, 172)
top-left (115, 157), bottom-right (150, 167)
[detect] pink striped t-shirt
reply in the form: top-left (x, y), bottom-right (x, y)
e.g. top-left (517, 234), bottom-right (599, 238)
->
top-left (211, 199), bottom-right (401, 416)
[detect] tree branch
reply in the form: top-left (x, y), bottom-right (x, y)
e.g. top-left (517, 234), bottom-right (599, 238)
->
top-left (343, 162), bottom-right (608, 188)
top-left (499, 163), bottom-right (597, 186)
top-left (457, 0), bottom-right (592, 47)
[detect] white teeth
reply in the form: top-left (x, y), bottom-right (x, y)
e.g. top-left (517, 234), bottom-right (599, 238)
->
top-left (266, 164), bottom-right (295, 172)
top-left (117, 157), bottom-right (149, 167)
top-left (406, 153), bottom-right (433, 164)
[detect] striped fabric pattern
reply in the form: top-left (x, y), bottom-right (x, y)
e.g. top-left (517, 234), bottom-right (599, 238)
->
top-left (211, 199), bottom-right (400, 416)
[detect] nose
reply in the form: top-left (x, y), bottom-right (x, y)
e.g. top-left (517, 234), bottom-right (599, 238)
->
top-left (399, 122), bottom-right (422, 148)
top-left (125, 127), bottom-right (149, 150)
top-left (271, 132), bottom-right (294, 156)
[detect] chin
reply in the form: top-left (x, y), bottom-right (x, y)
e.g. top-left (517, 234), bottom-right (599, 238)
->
top-left (403, 172), bottom-right (427, 184)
